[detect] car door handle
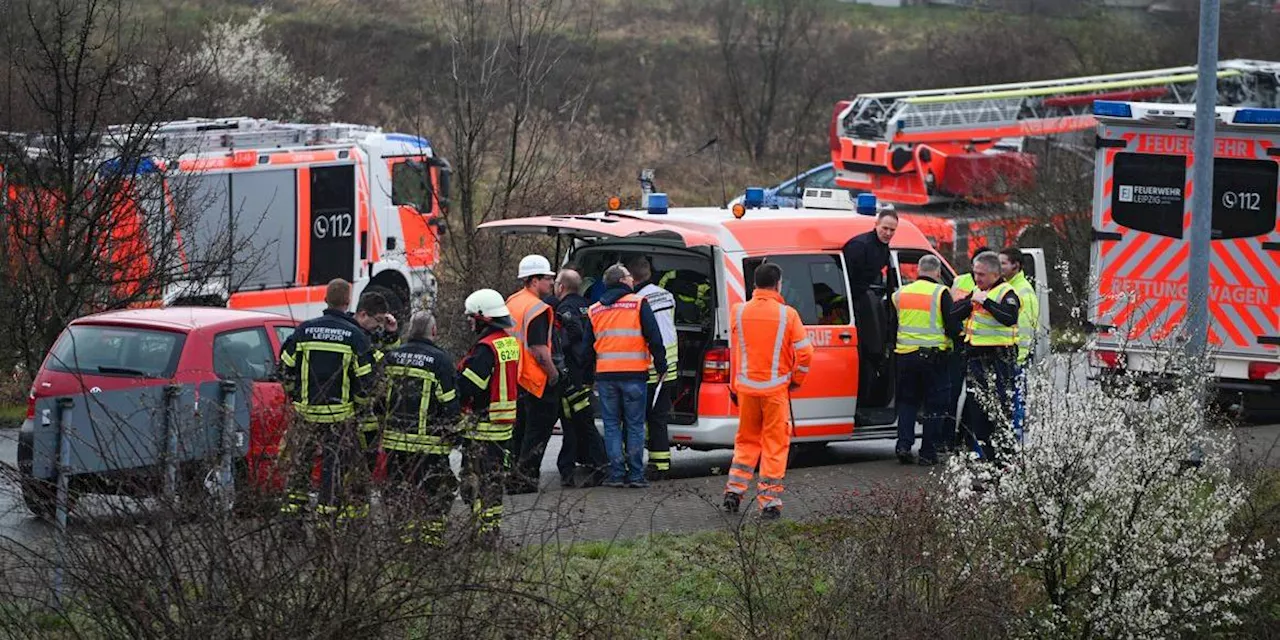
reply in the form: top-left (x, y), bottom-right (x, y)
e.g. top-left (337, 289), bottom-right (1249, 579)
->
top-left (839, 332), bottom-right (852, 343)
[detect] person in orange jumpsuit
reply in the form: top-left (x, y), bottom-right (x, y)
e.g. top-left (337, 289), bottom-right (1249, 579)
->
top-left (723, 262), bottom-right (815, 520)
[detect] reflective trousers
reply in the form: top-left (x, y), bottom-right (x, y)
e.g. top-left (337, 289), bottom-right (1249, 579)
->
top-left (382, 450), bottom-right (455, 544)
top-left (280, 420), bottom-right (369, 520)
top-left (646, 381), bottom-right (673, 472)
top-left (725, 392), bottom-right (791, 511)
top-left (459, 437), bottom-right (506, 536)
top-left (557, 384), bottom-right (608, 483)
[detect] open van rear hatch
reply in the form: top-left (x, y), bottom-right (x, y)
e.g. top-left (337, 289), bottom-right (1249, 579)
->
top-left (479, 213), bottom-right (718, 248)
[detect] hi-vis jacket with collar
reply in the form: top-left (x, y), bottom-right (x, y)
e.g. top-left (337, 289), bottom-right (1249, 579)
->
top-left (729, 289), bottom-right (814, 397)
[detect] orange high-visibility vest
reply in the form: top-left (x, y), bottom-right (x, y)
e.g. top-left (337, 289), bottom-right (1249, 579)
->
top-left (589, 294), bottom-right (651, 374)
top-left (506, 288), bottom-right (552, 397)
top-left (730, 289), bottom-right (814, 397)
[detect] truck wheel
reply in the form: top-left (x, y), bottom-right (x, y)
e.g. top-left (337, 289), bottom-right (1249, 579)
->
top-left (21, 477), bottom-right (74, 521)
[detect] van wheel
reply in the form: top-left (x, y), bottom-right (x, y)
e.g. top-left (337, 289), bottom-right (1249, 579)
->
top-left (21, 477), bottom-right (75, 521)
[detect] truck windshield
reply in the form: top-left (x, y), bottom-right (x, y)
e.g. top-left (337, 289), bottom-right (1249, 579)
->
top-left (45, 325), bottom-right (185, 379)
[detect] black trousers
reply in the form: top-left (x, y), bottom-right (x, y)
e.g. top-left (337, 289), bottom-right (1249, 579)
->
top-left (459, 437), bottom-right (506, 535)
top-left (509, 388), bottom-right (560, 489)
top-left (557, 384), bottom-right (608, 482)
top-left (965, 349), bottom-right (1017, 464)
top-left (645, 381), bottom-right (673, 472)
top-left (383, 449), bottom-right (455, 541)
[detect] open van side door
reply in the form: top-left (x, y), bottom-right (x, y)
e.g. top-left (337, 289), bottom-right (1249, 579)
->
top-left (1020, 248), bottom-right (1052, 362)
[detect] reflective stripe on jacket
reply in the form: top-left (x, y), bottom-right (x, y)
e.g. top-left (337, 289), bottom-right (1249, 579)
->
top-left (589, 293), bottom-right (651, 374)
top-left (381, 339), bottom-right (459, 454)
top-left (729, 289), bottom-right (814, 397)
top-left (506, 288), bottom-right (552, 397)
top-left (892, 279), bottom-right (952, 354)
top-left (636, 282), bottom-right (679, 383)
top-left (459, 332), bottom-right (521, 441)
top-left (1008, 271), bottom-right (1038, 364)
top-left (278, 309), bottom-right (374, 423)
top-left (953, 273), bottom-right (976, 296)
top-left (965, 282), bottom-right (1018, 347)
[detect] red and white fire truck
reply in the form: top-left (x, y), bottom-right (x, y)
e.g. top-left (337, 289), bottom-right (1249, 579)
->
top-left (1086, 100), bottom-right (1280, 413)
top-left (4, 116), bottom-right (449, 320)
top-left (828, 60), bottom-right (1280, 259)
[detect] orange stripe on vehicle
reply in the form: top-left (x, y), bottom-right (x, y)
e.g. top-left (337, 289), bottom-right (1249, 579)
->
top-left (297, 168), bottom-right (311, 285)
top-left (229, 285), bottom-right (329, 310)
top-left (1207, 263), bottom-right (1250, 347)
top-left (267, 150), bottom-right (340, 165)
top-left (797, 423), bottom-right (854, 438)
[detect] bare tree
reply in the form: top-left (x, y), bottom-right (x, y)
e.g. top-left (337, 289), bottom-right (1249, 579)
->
top-left (0, 0), bottom-right (237, 371)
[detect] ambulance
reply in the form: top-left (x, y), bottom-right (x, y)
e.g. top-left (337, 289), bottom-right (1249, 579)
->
top-left (480, 190), bottom-right (1050, 450)
top-left (1087, 101), bottom-right (1280, 412)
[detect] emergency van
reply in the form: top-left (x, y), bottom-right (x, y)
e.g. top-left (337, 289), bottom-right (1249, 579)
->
top-left (1087, 101), bottom-right (1280, 412)
top-left (4, 116), bottom-right (449, 321)
top-left (480, 190), bottom-right (1049, 450)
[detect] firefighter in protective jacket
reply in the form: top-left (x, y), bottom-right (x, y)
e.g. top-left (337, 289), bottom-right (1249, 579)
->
top-left (456, 289), bottom-right (522, 545)
top-left (379, 310), bottom-right (459, 545)
top-left (277, 279), bottom-right (376, 521)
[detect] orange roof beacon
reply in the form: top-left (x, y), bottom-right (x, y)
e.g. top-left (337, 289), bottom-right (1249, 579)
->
top-left (1087, 101), bottom-right (1280, 410)
top-left (3, 116), bottom-right (450, 320)
top-left (480, 191), bottom-right (1051, 450)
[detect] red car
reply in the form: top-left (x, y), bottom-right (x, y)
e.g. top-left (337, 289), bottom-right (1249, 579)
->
top-left (18, 307), bottom-right (297, 518)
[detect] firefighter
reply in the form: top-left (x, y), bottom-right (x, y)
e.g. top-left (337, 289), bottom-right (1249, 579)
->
top-left (625, 255), bottom-right (678, 481)
top-left (999, 246), bottom-right (1040, 441)
top-left (349, 291), bottom-right (400, 493)
top-left (457, 289), bottom-right (522, 546)
top-left (549, 267), bottom-right (608, 488)
top-left (277, 278), bottom-right (376, 522)
top-left (379, 311), bottom-right (458, 545)
top-left (658, 269), bottom-right (712, 325)
top-left (506, 255), bottom-right (561, 494)
top-left (944, 245), bottom-right (988, 452)
top-left (890, 255), bottom-right (962, 466)
top-left (582, 264), bottom-right (668, 488)
top-left (951, 251), bottom-right (1020, 465)
top-left (722, 262), bottom-right (814, 520)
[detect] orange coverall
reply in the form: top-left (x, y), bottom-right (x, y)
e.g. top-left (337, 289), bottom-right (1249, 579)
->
top-left (725, 288), bottom-right (815, 511)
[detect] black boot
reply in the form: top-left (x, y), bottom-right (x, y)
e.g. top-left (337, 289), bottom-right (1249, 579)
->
top-left (722, 492), bottom-right (741, 514)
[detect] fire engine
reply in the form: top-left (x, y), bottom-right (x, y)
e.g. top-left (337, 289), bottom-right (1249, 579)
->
top-left (1087, 100), bottom-right (1280, 414)
top-left (4, 116), bottom-right (449, 320)
top-left (828, 59), bottom-right (1280, 259)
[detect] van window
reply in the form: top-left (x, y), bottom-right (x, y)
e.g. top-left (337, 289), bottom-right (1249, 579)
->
top-left (46, 325), bottom-right (185, 378)
top-left (745, 254), bottom-right (851, 326)
top-left (892, 249), bottom-right (954, 289)
top-left (1211, 157), bottom-right (1278, 240)
top-left (1111, 152), bottom-right (1186, 239)
top-left (213, 327), bottom-right (275, 381)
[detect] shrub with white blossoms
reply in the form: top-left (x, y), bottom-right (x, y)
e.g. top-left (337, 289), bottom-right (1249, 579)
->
top-left (187, 8), bottom-right (344, 121)
top-left (941, 352), bottom-right (1268, 639)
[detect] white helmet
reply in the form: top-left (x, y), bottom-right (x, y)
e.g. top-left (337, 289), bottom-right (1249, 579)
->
top-left (464, 289), bottom-right (514, 328)
top-left (517, 254), bottom-right (555, 279)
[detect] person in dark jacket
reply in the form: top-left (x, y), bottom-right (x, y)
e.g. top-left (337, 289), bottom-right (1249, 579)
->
top-left (547, 267), bottom-right (608, 487)
top-left (951, 251), bottom-right (1021, 466)
top-left (841, 210), bottom-right (898, 302)
top-left (582, 264), bottom-right (667, 488)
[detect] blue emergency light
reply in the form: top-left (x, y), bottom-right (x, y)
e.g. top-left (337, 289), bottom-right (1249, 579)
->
top-left (856, 192), bottom-right (878, 215)
top-left (1092, 100), bottom-right (1133, 118)
top-left (647, 193), bottom-right (668, 215)
top-left (744, 187), bottom-right (764, 208)
top-left (1233, 108), bottom-right (1280, 125)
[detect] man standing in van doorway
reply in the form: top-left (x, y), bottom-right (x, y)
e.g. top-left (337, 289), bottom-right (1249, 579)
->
top-left (999, 247), bottom-right (1039, 442)
top-left (891, 255), bottom-right (962, 466)
top-left (506, 255), bottom-right (562, 494)
top-left (723, 262), bottom-right (814, 521)
top-left (841, 210), bottom-right (899, 303)
top-left (952, 251), bottom-right (1020, 466)
top-left (625, 255), bottom-right (678, 482)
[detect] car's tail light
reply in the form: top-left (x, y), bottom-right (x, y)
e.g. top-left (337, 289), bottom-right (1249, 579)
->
top-left (702, 346), bottom-right (730, 384)
top-left (26, 390), bottom-right (35, 420)
top-left (1091, 349), bottom-right (1123, 369)
top-left (829, 100), bottom-right (852, 156)
top-left (1248, 361), bottom-right (1280, 381)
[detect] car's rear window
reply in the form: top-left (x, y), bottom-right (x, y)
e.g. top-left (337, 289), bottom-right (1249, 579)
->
top-left (45, 325), bottom-right (186, 378)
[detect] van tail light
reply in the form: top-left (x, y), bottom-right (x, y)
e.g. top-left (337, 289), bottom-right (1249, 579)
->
top-left (829, 100), bottom-right (852, 156)
top-left (1091, 349), bottom-right (1124, 369)
top-left (1248, 361), bottom-right (1280, 381)
top-left (702, 346), bottom-right (731, 384)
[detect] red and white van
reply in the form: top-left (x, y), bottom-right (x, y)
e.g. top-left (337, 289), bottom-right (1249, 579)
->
top-left (1087, 101), bottom-right (1280, 412)
top-left (481, 193), bottom-right (1049, 450)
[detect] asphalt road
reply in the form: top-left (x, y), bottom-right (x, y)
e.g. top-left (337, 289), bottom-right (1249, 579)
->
top-left (3, 420), bottom-right (1279, 547)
